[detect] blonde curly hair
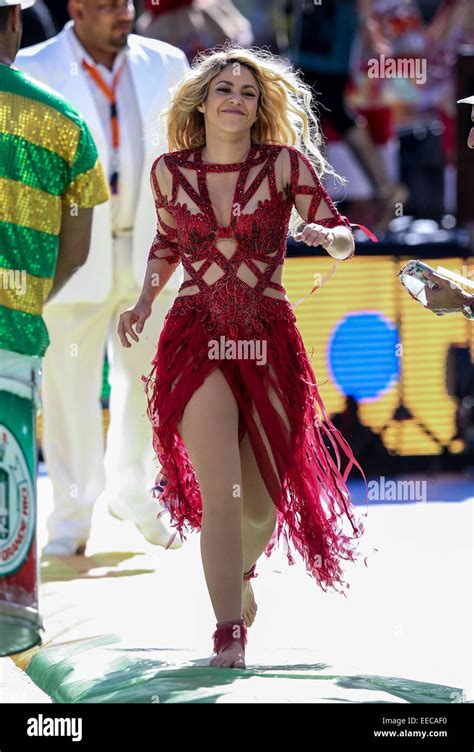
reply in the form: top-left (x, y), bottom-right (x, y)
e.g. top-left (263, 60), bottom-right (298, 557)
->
top-left (149, 45), bottom-right (347, 237)
top-left (161, 44), bottom-right (343, 185)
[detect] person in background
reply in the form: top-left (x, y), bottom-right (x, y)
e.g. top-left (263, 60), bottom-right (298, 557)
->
top-left (0, 0), bottom-right (107, 653)
top-left (43, 0), bottom-right (70, 30)
top-left (232, 0), bottom-right (284, 53)
top-left (421, 271), bottom-right (473, 318)
top-left (20, 0), bottom-right (56, 46)
top-left (0, 0), bottom-right (108, 368)
top-left (0, 0), bottom-right (109, 491)
top-left (330, 396), bottom-right (392, 477)
top-left (136, 0), bottom-right (253, 64)
top-left (284, 0), bottom-right (407, 234)
top-left (419, 93), bottom-right (474, 319)
top-left (16, 0), bottom-right (189, 556)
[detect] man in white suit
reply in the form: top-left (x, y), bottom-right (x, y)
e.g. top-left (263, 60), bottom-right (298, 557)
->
top-left (16, 0), bottom-right (189, 555)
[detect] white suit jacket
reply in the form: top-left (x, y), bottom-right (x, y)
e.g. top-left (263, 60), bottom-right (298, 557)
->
top-left (16, 22), bottom-right (188, 304)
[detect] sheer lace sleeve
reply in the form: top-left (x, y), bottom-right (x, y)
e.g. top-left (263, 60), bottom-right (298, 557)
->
top-left (284, 145), bottom-right (352, 231)
top-left (148, 154), bottom-right (181, 266)
top-left (282, 146), bottom-right (379, 308)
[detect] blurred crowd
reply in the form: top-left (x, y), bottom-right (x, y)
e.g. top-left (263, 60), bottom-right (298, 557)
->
top-left (18, 0), bottom-right (474, 231)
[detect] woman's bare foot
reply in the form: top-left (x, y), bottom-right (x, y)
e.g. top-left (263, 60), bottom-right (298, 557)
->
top-left (242, 579), bottom-right (258, 627)
top-left (209, 640), bottom-right (246, 668)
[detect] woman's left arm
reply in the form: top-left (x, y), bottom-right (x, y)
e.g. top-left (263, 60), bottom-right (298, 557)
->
top-left (282, 146), bottom-right (355, 260)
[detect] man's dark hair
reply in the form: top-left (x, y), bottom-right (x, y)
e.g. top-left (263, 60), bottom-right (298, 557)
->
top-left (0, 7), bottom-right (13, 33)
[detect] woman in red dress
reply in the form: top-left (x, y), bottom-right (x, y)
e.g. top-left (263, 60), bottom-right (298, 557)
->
top-left (118, 46), bottom-right (368, 669)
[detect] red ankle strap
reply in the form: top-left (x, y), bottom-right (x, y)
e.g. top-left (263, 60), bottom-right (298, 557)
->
top-left (243, 563), bottom-right (258, 580)
top-left (212, 618), bottom-right (247, 654)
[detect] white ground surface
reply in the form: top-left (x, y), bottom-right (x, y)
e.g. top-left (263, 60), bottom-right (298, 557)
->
top-left (35, 470), bottom-right (473, 702)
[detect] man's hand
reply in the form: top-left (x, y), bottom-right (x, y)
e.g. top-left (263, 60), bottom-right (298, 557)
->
top-left (117, 300), bottom-right (152, 347)
top-left (420, 269), bottom-right (472, 316)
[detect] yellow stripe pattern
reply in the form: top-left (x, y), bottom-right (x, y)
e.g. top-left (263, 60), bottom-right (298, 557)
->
top-left (0, 266), bottom-right (53, 315)
top-left (0, 90), bottom-right (80, 165)
top-left (0, 176), bottom-right (61, 234)
top-left (63, 159), bottom-right (110, 207)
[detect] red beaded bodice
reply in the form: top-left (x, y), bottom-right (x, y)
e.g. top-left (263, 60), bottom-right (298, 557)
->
top-left (148, 143), bottom-right (353, 338)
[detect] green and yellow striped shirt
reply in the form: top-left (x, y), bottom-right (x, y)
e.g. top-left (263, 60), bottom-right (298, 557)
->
top-left (0, 63), bottom-right (109, 356)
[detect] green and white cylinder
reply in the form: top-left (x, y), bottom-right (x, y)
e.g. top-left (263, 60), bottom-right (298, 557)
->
top-left (0, 348), bottom-right (42, 656)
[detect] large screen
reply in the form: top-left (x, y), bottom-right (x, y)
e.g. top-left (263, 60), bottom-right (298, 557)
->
top-left (284, 255), bottom-right (473, 456)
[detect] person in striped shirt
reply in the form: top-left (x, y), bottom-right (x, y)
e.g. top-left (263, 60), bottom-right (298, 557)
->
top-left (0, 0), bottom-right (109, 361)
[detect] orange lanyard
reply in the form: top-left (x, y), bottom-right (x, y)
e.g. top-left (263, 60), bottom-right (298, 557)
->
top-left (82, 58), bottom-right (125, 194)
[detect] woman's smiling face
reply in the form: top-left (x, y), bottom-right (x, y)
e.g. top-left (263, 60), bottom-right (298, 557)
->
top-left (198, 63), bottom-right (260, 134)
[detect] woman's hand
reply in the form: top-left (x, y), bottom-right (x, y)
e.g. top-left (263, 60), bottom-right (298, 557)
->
top-left (117, 299), bottom-right (152, 348)
top-left (293, 223), bottom-right (335, 250)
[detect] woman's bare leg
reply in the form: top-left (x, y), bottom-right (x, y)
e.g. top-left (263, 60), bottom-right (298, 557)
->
top-left (240, 430), bottom-right (278, 627)
top-left (177, 367), bottom-right (244, 668)
top-left (240, 367), bottom-right (290, 626)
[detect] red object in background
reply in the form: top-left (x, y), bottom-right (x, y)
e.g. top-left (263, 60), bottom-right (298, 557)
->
top-left (438, 107), bottom-right (455, 165)
top-left (145, 0), bottom-right (193, 16)
top-left (0, 543), bottom-right (37, 608)
top-left (322, 107), bottom-right (394, 145)
top-left (0, 388), bottom-right (42, 656)
top-left (321, 117), bottom-right (342, 142)
top-left (358, 108), bottom-right (394, 145)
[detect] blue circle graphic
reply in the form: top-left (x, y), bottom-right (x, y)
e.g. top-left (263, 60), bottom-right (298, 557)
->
top-left (327, 312), bottom-right (400, 401)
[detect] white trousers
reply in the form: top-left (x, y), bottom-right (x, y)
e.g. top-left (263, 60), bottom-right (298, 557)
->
top-left (41, 237), bottom-right (175, 542)
top-left (0, 348), bottom-right (42, 406)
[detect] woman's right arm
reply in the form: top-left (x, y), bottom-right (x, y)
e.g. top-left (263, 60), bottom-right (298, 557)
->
top-left (137, 255), bottom-right (179, 306)
top-left (118, 155), bottom-right (181, 348)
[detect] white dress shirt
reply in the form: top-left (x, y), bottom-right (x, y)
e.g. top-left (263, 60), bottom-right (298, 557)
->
top-left (68, 27), bottom-right (144, 235)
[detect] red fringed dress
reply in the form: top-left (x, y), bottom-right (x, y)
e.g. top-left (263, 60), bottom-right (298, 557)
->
top-left (143, 143), bottom-right (368, 594)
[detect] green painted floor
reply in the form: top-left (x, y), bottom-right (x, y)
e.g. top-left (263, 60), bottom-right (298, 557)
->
top-left (12, 473), bottom-right (472, 704)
